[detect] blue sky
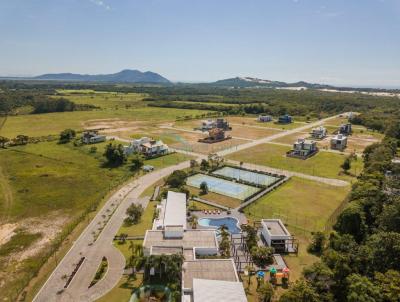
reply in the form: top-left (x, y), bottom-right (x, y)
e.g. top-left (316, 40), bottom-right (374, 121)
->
top-left (0, 0), bottom-right (399, 87)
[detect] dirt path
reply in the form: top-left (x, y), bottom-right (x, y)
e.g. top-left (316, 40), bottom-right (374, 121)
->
top-left (0, 164), bottom-right (13, 223)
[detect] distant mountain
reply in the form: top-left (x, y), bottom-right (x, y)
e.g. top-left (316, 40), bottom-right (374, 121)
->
top-left (34, 69), bottom-right (170, 83)
top-left (208, 76), bottom-right (335, 89)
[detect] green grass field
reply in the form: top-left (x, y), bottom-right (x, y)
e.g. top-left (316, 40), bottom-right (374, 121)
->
top-left (244, 177), bottom-right (350, 232)
top-left (117, 201), bottom-right (157, 237)
top-left (0, 140), bottom-right (190, 300)
top-left (0, 107), bottom-right (213, 138)
top-left (0, 91), bottom-right (213, 138)
top-left (227, 143), bottom-right (363, 180)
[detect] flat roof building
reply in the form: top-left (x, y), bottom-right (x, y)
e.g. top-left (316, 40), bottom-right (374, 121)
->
top-left (311, 126), bottom-right (327, 139)
top-left (192, 279), bottom-right (247, 302)
top-left (143, 229), bottom-right (218, 256)
top-left (258, 115), bottom-right (273, 122)
top-left (182, 259), bottom-right (246, 302)
top-left (163, 191), bottom-right (187, 230)
top-left (287, 139), bottom-right (318, 159)
top-left (331, 134), bottom-right (348, 151)
top-left (261, 219), bottom-right (294, 253)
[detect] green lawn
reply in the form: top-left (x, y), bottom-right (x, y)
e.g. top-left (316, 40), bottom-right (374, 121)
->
top-left (244, 177), bottom-right (350, 232)
top-left (227, 143), bottom-right (363, 180)
top-left (188, 200), bottom-right (219, 211)
top-left (186, 186), bottom-right (242, 209)
top-left (117, 201), bottom-right (158, 237)
top-left (96, 273), bottom-right (143, 302)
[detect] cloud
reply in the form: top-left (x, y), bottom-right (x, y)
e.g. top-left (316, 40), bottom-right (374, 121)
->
top-left (89, 0), bottom-right (111, 10)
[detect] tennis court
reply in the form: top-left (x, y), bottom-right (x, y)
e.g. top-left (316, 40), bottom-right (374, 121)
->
top-left (186, 174), bottom-right (260, 200)
top-left (212, 166), bottom-right (280, 186)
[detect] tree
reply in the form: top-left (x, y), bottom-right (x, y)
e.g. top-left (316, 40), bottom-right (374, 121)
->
top-left (166, 170), bottom-right (187, 188)
top-left (103, 143), bottom-right (126, 166)
top-left (14, 134), bottom-right (29, 145)
top-left (308, 232), bottom-right (326, 256)
top-left (0, 136), bottom-right (9, 148)
top-left (303, 262), bottom-right (335, 302)
top-left (334, 202), bottom-right (367, 243)
top-left (250, 246), bottom-right (274, 268)
top-left (199, 181), bottom-right (208, 195)
top-left (346, 274), bottom-right (382, 302)
top-left (374, 270), bottom-right (400, 302)
top-left (341, 157), bottom-right (351, 174)
top-left (361, 232), bottom-right (400, 274)
top-left (377, 198), bottom-right (400, 233)
top-left (219, 225), bottom-right (231, 258)
top-left (257, 282), bottom-right (274, 302)
top-left (124, 203), bottom-right (144, 225)
top-left (279, 279), bottom-right (320, 302)
top-left (59, 129), bottom-right (76, 144)
top-left (241, 224), bottom-right (258, 250)
top-left (118, 233), bottom-right (128, 244)
top-left (190, 159), bottom-right (198, 168)
top-left (131, 154), bottom-right (144, 171)
top-left (200, 159), bottom-right (210, 171)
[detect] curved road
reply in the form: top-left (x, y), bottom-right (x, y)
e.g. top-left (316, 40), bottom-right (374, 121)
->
top-left (33, 160), bottom-right (194, 302)
top-left (34, 113), bottom-right (349, 301)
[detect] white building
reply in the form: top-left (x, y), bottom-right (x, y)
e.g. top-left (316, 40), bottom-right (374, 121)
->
top-left (124, 137), bottom-right (169, 157)
top-left (152, 191), bottom-right (187, 234)
top-left (261, 219), bottom-right (293, 253)
top-left (144, 191), bottom-right (246, 302)
top-left (330, 134), bottom-right (348, 151)
top-left (258, 115), bottom-right (273, 122)
top-left (81, 131), bottom-right (106, 144)
top-left (183, 263), bottom-right (247, 302)
top-left (311, 126), bottom-right (327, 139)
top-left (201, 120), bottom-right (216, 131)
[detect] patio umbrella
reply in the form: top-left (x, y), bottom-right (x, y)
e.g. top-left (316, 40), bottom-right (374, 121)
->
top-left (257, 271), bottom-right (265, 278)
top-left (269, 267), bottom-right (277, 274)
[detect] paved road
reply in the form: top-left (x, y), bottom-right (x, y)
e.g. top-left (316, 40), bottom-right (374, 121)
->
top-left (35, 113), bottom-right (349, 301)
top-left (33, 160), bottom-right (192, 302)
top-left (216, 114), bottom-right (345, 157)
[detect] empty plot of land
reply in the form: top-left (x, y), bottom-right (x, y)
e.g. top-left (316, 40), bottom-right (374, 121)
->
top-left (271, 130), bottom-right (312, 145)
top-left (160, 128), bottom-right (247, 154)
top-left (226, 143), bottom-right (363, 180)
top-left (229, 126), bottom-right (282, 140)
top-left (225, 116), bottom-right (306, 130)
top-left (244, 177), bottom-right (350, 231)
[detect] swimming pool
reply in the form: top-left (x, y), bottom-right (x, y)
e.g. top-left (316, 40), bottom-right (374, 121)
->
top-left (198, 217), bottom-right (241, 234)
top-left (212, 166), bottom-right (280, 186)
top-left (186, 174), bottom-right (259, 200)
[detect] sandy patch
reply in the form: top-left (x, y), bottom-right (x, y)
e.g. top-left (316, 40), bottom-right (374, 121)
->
top-left (0, 223), bottom-right (17, 246)
top-left (0, 212), bottom-right (70, 262)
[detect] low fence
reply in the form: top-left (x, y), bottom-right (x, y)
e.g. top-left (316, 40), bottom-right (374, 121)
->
top-left (237, 177), bottom-right (289, 211)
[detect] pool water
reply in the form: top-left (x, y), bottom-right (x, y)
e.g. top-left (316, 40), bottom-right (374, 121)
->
top-left (186, 174), bottom-right (259, 200)
top-left (212, 166), bottom-right (280, 186)
top-left (198, 217), bottom-right (241, 234)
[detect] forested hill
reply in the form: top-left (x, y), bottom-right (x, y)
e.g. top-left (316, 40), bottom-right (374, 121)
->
top-left (34, 69), bottom-right (170, 84)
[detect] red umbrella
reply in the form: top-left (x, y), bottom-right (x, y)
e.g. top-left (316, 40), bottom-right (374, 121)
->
top-left (283, 267), bottom-right (290, 273)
